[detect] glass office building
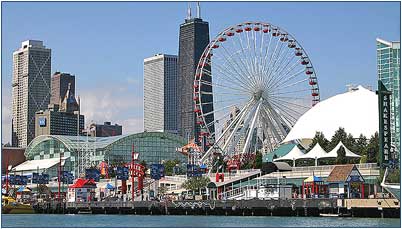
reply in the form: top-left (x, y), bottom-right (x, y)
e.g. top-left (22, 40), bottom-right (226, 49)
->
top-left (377, 38), bottom-right (401, 157)
top-left (25, 132), bottom-right (187, 176)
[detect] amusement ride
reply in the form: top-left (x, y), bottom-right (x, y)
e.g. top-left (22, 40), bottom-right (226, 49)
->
top-left (193, 21), bottom-right (320, 172)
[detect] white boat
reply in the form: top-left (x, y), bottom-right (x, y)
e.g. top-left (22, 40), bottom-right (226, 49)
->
top-left (381, 167), bottom-right (400, 201)
top-left (320, 213), bottom-right (339, 217)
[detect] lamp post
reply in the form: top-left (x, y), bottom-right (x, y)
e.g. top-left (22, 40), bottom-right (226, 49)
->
top-left (114, 167), bottom-right (117, 197)
top-left (131, 145), bottom-right (139, 202)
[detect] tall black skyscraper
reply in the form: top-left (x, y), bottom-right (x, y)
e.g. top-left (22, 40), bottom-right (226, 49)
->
top-left (178, 4), bottom-right (214, 144)
top-left (178, 5), bottom-right (213, 146)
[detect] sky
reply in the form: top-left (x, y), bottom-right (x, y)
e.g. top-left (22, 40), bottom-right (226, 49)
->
top-left (1, 1), bottom-right (400, 144)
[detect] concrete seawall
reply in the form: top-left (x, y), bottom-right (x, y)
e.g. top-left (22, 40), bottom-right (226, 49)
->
top-left (32, 198), bottom-right (400, 218)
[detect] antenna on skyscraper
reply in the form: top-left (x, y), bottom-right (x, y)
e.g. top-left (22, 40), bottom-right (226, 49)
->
top-left (187, 3), bottom-right (192, 19)
top-left (196, 2), bottom-right (201, 18)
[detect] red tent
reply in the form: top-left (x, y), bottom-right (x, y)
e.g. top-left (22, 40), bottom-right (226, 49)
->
top-left (69, 178), bottom-right (96, 188)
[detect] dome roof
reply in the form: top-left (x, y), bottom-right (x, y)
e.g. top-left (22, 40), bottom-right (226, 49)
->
top-left (283, 86), bottom-right (379, 143)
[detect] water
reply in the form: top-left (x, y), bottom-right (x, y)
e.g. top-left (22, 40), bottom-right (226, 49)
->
top-left (2, 214), bottom-right (400, 228)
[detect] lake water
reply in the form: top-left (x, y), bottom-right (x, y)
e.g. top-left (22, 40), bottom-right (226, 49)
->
top-left (2, 214), bottom-right (400, 228)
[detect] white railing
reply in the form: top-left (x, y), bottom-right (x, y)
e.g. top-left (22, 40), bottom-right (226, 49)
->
top-left (258, 163), bottom-right (380, 180)
top-left (291, 163), bottom-right (378, 172)
top-left (161, 176), bottom-right (187, 183)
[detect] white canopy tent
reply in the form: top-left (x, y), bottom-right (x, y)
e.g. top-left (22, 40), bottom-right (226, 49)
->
top-left (273, 145), bottom-right (305, 167)
top-left (282, 86), bottom-right (379, 148)
top-left (296, 143), bottom-right (327, 166)
top-left (324, 141), bottom-right (361, 158)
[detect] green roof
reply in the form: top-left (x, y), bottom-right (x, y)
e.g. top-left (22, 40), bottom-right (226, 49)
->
top-left (263, 143), bottom-right (296, 162)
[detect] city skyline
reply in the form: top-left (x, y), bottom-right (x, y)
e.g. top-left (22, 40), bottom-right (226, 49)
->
top-left (2, 1), bottom-right (400, 144)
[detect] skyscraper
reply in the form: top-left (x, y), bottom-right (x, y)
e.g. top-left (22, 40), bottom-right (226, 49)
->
top-left (377, 38), bottom-right (401, 156)
top-left (178, 3), bottom-right (213, 143)
top-left (12, 40), bottom-right (51, 147)
top-left (144, 54), bottom-right (178, 133)
top-left (50, 72), bottom-right (75, 107)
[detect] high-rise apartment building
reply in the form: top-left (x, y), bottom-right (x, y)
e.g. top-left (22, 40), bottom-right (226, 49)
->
top-left (144, 54), bottom-right (178, 133)
top-left (377, 38), bottom-right (401, 156)
top-left (50, 72), bottom-right (75, 107)
top-left (178, 4), bottom-right (214, 143)
top-left (12, 40), bottom-right (51, 147)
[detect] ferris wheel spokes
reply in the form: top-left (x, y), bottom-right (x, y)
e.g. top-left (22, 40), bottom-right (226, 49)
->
top-left (240, 101), bottom-right (262, 156)
top-left (199, 100), bottom-right (254, 163)
top-left (194, 21), bottom-right (320, 169)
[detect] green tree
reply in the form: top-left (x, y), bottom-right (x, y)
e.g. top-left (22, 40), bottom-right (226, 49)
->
top-left (158, 186), bottom-right (167, 197)
top-left (140, 160), bottom-right (148, 177)
top-left (355, 134), bottom-right (368, 155)
top-left (163, 159), bottom-right (181, 176)
top-left (359, 154), bottom-right (368, 164)
top-left (254, 151), bottom-right (263, 169)
top-left (308, 132), bottom-right (330, 151)
top-left (212, 155), bottom-right (226, 172)
top-left (375, 168), bottom-right (400, 186)
top-left (328, 127), bottom-right (348, 151)
top-left (140, 160), bottom-right (147, 168)
top-left (182, 176), bottom-right (210, 196)
top-left (308, 132), bottom-right (331, 165)
top-left (345, 133), bottom-right (356, 150)
top-left (335, 146), bottom-right (347, 164)
top-left (386, 169), bottom-right (401, 183)
top-left (366, 132), bottom-right (379, 163)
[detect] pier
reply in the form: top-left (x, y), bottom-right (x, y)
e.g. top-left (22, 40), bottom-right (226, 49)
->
top-left (32, 198), bottom-right (400, 218)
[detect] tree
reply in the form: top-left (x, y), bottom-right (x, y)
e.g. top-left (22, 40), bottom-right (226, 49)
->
top-left (182, 176), bottom-right (210, 196)
top-left (254, 151), bottom-right (263, 169)
top-left (163, 159), bottom-right (181, 176)
top-left (140, 160), bottom-right (147, 168)
top-left (308, 132), bottom-right (330, 151)
top-left (158, 186), bottom-right (167, 197)
top-left (359, 154), bottom-right (368, 164)
top-left (386, 169), bottom-right (401, 183)
top-left (335, 146), bottom-right (347, 164)
top-left (345, 133), bottom-right (356, 151)
top-left (328, 127), bottom-right (348, 151)
top-left (355, 134), bottom-right (368, 155)
top-left (140, 160), bottom-right (148, 177)
top-left (366, 132), bottom-right (379, 163)
top-left (308, 132), bottom-right (331, 165)
top-left (212, 155), bottom-right (226, 172)
top-left (375, 168), bottom-right (400, 186)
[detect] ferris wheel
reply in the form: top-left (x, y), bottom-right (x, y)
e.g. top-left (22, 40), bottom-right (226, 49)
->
top-left (193, 21), bottom-right (320, 169)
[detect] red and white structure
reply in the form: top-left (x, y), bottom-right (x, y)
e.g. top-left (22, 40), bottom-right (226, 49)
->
top-left (193, 21), bottom-right (320, 170)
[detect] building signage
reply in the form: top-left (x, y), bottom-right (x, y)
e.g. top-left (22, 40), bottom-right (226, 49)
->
top-left (32, 173), bottom-right (49, 184)
top-left (378, 80), bottom-right (392, 166)
top-left (85, 169), bottom-right (100, 182)
top-left (150, 164), bottom-right (165, 180)
top-left (116, 167), bottom-right (129, 180)
top-left (39, 117), bottom-right (46, 127)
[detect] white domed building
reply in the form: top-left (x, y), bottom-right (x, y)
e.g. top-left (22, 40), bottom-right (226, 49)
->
top-left (283, 86), bottom-right (379, 148)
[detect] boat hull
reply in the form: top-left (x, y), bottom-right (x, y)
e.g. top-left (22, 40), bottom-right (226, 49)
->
top-left (2, 205), bottom-right (35, 214)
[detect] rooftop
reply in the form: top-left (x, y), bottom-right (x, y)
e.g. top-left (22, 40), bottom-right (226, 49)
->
top-left (326, 164), bottom-right (355, 182)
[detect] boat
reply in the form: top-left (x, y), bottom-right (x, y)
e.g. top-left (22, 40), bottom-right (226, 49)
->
top-left (2, 195), bottom-right (35, 214)
top-left (78, 209), bottom-right (92, 214)
top-left (381, 167), bottom-right (401, 201)
top-left (319, 213), bottom-right (339, 217)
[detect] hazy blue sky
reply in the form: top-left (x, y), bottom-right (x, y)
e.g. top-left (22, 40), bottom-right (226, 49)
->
top-left (1, 1), bottom-right (400, 143)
